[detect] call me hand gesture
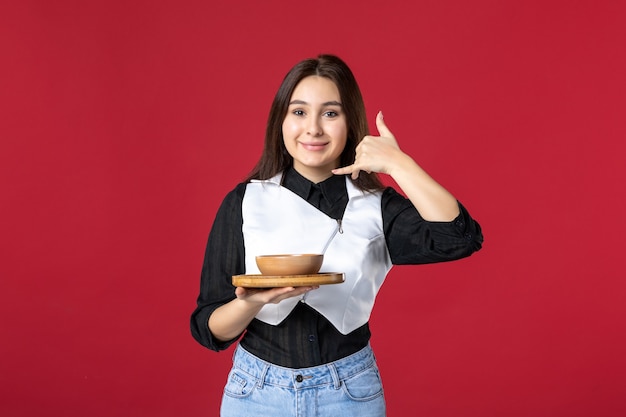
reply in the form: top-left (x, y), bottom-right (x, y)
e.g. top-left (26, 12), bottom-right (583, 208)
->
top-left (332, 111), bottom-right (401, 179)
top-left (333, 111), bottom-right (461, 222)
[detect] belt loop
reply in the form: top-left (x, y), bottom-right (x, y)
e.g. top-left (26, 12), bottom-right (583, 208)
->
top-left (257, 362), bottom-right (269, 389)
top-left (327, 363), bottom-right (341, 390)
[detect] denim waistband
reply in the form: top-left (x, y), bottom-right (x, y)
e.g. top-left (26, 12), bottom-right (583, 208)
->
top-left (232, 343), bottom-right (376, 390)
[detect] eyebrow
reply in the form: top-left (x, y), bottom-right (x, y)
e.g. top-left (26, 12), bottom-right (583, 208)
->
top-left (288, 100), bottom-right (343, 107)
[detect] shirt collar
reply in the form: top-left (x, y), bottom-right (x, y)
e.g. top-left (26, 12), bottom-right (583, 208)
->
top-left (282, 167), bottom-right (347, 204)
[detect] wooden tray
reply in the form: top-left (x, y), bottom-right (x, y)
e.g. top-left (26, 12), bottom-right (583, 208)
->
top-left (232, 273), bottom-right (344, 288)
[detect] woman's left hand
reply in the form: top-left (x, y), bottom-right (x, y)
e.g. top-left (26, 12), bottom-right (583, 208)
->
top-left (332, 111), bottom-right (404, 179)
top-left (333, 110), bottom-right (460, 221)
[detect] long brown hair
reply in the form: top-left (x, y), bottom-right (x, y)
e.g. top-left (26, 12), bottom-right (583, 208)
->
top-left (245, 54), bottom-right (384, 191)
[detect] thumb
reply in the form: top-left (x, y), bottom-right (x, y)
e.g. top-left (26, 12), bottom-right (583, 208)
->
top-left (375, 111), bottom-right (394, 138)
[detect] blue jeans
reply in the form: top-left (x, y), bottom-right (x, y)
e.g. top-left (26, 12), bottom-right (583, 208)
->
top-left (220, 344), bottom-right (386, 417)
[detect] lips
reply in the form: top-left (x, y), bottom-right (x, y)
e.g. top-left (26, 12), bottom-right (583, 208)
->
top-left (300, 141), bottom-right (328, 151)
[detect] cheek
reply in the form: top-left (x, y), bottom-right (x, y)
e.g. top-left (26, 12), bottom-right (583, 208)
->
top-left (332, 125), bottom-right (348, 146)
top-left (281, 117), bottom-right (300, 138)
top-left (281, 122), bottom-right (296, 153)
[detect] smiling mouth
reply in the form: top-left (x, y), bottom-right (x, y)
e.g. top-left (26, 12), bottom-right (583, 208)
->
top-left (300, 142), bottom-right (328, 151)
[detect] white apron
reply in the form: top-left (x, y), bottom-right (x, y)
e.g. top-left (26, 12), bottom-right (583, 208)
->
top-left (242, 174), bottom-right (392, 334)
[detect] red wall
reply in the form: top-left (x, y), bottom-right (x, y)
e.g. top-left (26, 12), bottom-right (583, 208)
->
top-left (2, 1), bottom-right (625, 416)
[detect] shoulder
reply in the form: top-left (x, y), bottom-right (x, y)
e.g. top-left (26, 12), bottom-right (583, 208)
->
top-left (381, 186), bottom-right (402, 199)
top-left (216, 182), bottom-right (249, 213)
top-left (381, 186), bottom-right (411, 206)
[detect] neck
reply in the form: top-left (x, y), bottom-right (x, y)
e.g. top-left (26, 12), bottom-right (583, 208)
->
top-left (293, 164), bottom-right (337, 184)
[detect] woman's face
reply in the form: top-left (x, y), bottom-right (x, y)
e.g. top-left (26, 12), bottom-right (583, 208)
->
top-left (282, 75), bottom-right (348, 183)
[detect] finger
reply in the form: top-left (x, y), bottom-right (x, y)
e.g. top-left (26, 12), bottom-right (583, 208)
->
top-left (332, 165), bottom-right (357, 176)
top-left (375, 111), bottom-right (394, 139)
top-left (293, 285), bottom-right (319, 294)
top-left (235, 286), bottom-right (246, 298)
top-left (274, 285), bottom-right (317, 303)
top-left (332, 165), bottom-right (360, 180)
top-left (236, 285), bottom-right (292, 298)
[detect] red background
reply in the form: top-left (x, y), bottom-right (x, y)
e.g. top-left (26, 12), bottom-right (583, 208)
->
top-left (1, 1), bottom-right (625, 416)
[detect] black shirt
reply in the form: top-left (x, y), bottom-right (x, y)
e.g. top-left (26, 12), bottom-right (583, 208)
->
top-left (191, 168), bottom-right (483, 368)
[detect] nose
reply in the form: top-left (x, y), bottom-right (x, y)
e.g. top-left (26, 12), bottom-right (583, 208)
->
top-left (307, 117), bottom-right (323, 137)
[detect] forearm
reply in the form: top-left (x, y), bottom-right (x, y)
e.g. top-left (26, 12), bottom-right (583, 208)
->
top-left (208, 297), bottom-right (264, 342)
top-left (388, 151), bottom-right (459, 222)
top-left (208, 285), bottom-right (317, 342)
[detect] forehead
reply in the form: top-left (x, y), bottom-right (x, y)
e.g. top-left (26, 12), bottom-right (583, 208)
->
top-left (290, 76), bottom-right (341, 102)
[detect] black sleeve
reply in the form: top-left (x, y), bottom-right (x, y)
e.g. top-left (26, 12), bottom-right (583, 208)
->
top-left (190, 183), bottom-right (247, 351)
top-left (381, 187), bottom-right (483, 265)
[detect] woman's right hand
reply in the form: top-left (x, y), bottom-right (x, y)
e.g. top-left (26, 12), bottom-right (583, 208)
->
top-left (235, 285), bottom-right (318, 305)
top-left (208, 285), bottom-right (318, 342)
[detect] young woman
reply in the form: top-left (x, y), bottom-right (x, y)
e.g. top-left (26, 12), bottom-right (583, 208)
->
top-left (191, 54), bottom-right (483, 416)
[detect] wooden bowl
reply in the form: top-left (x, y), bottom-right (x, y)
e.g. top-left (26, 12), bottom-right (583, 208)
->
top-left (255, 254), bottom-right (323, 276)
